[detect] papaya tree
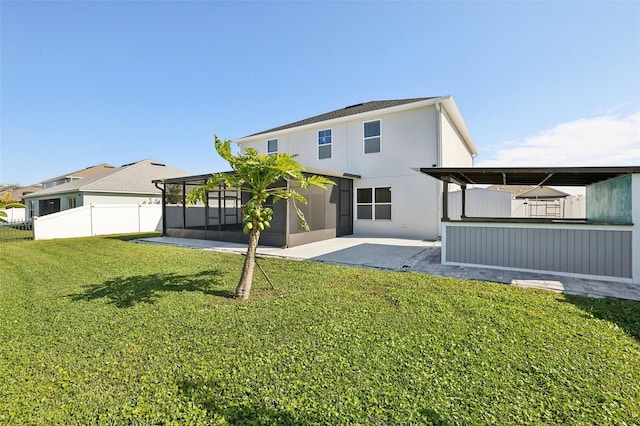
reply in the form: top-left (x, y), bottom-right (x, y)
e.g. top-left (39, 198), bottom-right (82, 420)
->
top-left (187, 135), bottom-right (334, 300)
top-left (0, 191), bottom-right (26, 223)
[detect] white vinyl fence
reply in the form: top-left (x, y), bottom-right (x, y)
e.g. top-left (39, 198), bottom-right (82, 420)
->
top-left (33, 204), bottom-right (162, 240)
top-left (1, 207), bottom-right (26, 222)
top-left (448, 188), bottom-right (512, 220)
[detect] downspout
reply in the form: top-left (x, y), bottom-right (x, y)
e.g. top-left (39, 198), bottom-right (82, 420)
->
top-left (154, 180), bottom-right (167, 236)
top-left (435, 101), bottom-right (444, 238)
top-left (435, 101), bottom-right (443, 167)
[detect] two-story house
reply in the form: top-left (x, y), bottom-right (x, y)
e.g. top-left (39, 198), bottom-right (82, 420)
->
top-left (157, 96), bottom-right (478, 246)
top-left (235, 96), bottom-right (477, 240)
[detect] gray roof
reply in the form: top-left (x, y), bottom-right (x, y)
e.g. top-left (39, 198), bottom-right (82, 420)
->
top-left (420, 166), bottom-right (640, 187)
top-left (246, 98), bottom-right (437, 137)
top-left (24, 159), bottom-right (191, 198)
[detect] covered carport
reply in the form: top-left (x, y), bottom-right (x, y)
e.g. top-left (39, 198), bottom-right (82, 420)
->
top-left (420, 166), bottom-right (640, 285)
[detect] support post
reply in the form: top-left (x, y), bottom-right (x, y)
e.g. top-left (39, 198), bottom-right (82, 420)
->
top-left (461, 185), bottom-right (467, 219)
top-left (442, 179), bottom-right (450, 221)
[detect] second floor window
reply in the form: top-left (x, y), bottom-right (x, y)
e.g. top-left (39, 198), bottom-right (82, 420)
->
top-left (363, 120), bottom-right (381, 154)
top-left (267, 139), bottom-right (278, 155)
top-left (318, 129), bottom-right (332, 159)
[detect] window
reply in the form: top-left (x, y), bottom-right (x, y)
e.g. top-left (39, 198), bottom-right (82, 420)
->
top-left (267, 139), bottom-right (278, 155)
top-left (318, 129), bottom-right (332, 159)
top-left (357, 187), bottom-right (391, 220)
top-left (68, 196), bottom-right (77, 209)
top-left (363, 120), bottom-right (381, 154)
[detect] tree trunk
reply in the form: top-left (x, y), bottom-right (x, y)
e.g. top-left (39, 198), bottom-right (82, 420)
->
top-left (235, 227), bottom-right (261, 299)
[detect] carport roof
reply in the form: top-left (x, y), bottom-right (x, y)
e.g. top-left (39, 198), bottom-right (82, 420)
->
top-left (419, 166), bottom-right (640, 187)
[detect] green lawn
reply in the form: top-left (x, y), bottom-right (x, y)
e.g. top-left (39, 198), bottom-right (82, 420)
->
top-left (0, 222), bottom-right (33, 242)
top-left (1, 235), bottom-right (639, 425)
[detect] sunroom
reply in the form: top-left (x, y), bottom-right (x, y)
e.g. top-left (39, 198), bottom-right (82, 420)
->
top-left (153, 169), bottom-right (357, 248)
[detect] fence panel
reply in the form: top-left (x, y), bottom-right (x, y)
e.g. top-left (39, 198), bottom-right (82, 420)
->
top-left (33, 204), bottom-right (162, 240)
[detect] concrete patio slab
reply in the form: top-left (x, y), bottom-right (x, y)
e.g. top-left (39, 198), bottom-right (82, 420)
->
top-left (135, 236), bottom-right (640, 302)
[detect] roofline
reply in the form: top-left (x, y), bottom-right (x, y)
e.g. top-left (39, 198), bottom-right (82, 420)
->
top-left (234, 97), bottom-right (454, 143)
top-left (39, 163), bottom-right (116, 184)
top-left (437, 96), bottom-right (478, 156)
top-left (24, 159), bottom-right (176, 198)
top-left (420, 166), bottom-right (640, 174)
top-left (154, 168), bottom-right (361, 185)
top-left (24, 189), bottom-right (162, 198)
top-left (417, 166), bottom-right (640, 187)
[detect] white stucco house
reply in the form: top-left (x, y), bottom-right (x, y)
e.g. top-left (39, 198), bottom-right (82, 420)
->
top-left (156, 96), bottom-right (477, 246)
top-left (234, 96), bottom-right (478, 240)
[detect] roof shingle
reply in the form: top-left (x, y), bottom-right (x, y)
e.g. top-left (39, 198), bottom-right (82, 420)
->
top-left (24, 159), bottom-right (190, 198)
top-left (245, 98), bottom-right (437, 137)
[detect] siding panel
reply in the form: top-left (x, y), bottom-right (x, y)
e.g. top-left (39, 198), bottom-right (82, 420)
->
top-left (443, 224), bottom-right (632, 278)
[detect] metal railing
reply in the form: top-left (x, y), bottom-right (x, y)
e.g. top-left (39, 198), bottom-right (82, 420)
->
top-left (0, 219), bottom-right (34, 242)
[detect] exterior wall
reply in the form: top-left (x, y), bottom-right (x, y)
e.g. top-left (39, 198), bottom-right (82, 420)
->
top-left (241, 106), bottom-right (439, 177)
top-left (440, 108), bottom-right (474, 167)
top-left (239, 104), bottom-right (473, 240)
top-left (443, 221), bottom-right (633, 281)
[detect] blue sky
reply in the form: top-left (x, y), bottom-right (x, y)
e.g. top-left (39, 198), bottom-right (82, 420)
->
top-left (2, 0), bottom-right (639, 185)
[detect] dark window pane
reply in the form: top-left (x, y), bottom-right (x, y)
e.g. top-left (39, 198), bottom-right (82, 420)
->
top-left (319, 144), bottom-right (331, 159)
top-left (318, 129), bottom-right (332, 145)
top-left (364, 120), bottom-right (380, 137)
top-left (267, 139), bottom-right (278, 153)
top-left (357, 188), bottom-right (372, 203)
top-left (357, 205), bottom-right (372, 219)
top-left (375, 187), bottom-right (391, 203)
top-left (364, 137), bottom-right (380, 153)
top-left (375, 205), bottom-right (391, 220)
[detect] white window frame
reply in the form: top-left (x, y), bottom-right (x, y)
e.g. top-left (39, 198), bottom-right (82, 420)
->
top-left (356, 186), bottom-right (391, 220)
top-left (363, 119), bottom-right (382, 154)
top-left (318, 128), bottom-right (332, 160)
top-left (267, 138), bottom-right (278, 155)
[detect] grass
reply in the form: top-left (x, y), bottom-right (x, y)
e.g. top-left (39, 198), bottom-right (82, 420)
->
top-left (1, 235), bottom-right (639, 425)
top-left (0, 222), bottom-right (33, 242)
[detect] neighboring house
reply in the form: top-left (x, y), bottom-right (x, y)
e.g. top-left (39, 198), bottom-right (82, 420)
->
top-left (235, 96), bottom-right (477, 240)
top-left (40, 163), bottom-right (115, 189)
top-left (0, 184), bottom-right (42, 204)
top-left (24, 159), bottom-right (190, 217)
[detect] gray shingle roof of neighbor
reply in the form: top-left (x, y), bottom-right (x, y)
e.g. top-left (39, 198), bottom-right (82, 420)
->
top-left (24, 159), bottom-right (191, 198)
top-left (245, 97), bottom-right (437, 137)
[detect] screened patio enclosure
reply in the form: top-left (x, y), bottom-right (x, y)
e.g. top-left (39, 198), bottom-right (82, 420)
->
top-left (153, 170), bottom-right (356, 248)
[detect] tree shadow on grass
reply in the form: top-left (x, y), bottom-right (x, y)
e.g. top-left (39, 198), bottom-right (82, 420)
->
top-left (176, 378), bottom-right (319, 426)
top-left (176, 378), bottom-right (449, 425)
top-left (562, 295), bottom-right (640, 344)
top-left (68, 270), bottom-right (233, 308)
